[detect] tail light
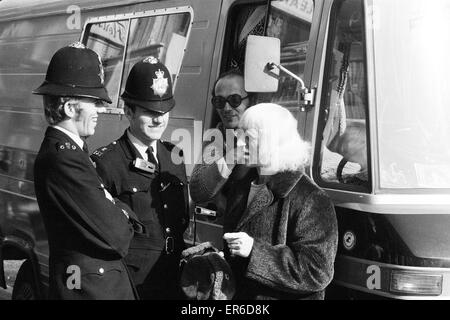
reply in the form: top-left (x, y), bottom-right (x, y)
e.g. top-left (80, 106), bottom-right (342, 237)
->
top-left (390, 271), bottom-right (442, 296)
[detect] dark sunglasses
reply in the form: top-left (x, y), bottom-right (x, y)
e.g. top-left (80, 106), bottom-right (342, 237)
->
top-left (211, 94), bottom-right (248, 109)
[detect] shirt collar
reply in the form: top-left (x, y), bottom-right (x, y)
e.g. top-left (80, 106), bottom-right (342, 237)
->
top-left (127, 129), bottom-right (157, 160)
top-left (52, 125), bottom-right (84, 150)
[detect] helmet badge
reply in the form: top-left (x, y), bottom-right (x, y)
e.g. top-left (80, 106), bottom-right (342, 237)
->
top-left (95, 52), bottom-right (105, 85)
top-left (98, 66), bottom-right (105, 85)
top-left (68, 42), bottom-right (86, 49)
top-left (151, 69), bottom-right (169, 98)
top-left (143, 56), bottom-right (158, 64)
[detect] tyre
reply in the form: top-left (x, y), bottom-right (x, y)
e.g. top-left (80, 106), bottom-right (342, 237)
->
top-left (12, 260), bottom-right (38, 300)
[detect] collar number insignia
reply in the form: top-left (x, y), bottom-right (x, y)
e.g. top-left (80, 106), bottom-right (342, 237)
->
top-left (151, 69), bottom-right (168, 98)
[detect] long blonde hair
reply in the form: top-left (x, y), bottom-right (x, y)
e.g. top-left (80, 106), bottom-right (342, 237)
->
top-left (239, 103), bottom-right (310, 173)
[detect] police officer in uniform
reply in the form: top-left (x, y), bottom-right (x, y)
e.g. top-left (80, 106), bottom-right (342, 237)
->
top-left (33, 43), bottom-right (143, 300)
top-left (91, 57), bottom-right (189, 300)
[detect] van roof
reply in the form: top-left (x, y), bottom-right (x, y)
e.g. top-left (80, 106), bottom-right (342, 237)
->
top-left (0, 0), bottom-right (71, 12)
top-left (0, 0), bottom-right (155, 21)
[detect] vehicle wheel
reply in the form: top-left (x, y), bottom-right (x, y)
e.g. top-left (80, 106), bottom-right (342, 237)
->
top-left (12, 261), bottom-right (37, 300)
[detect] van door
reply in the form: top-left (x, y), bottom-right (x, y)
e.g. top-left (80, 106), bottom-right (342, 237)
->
top-left (311, 0), bottom-right (371, 192)
top-left (192, 0), bottom-right (323, 248)
top-left (229, 0), bottom-right (322, 131)
top-left (309, 0), bottom-right (373, 298)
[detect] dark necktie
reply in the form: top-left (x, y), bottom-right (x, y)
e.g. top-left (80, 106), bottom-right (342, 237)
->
top-left (146, 146), bottom-right (159, 172)
top-left (82, 142), bottom-right (89, 154)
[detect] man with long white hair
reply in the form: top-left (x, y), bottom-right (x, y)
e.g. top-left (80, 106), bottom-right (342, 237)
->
top-left (222, 103), bottom-right (338, 300)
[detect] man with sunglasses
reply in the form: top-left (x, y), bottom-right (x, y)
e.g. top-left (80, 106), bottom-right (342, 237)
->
top-left (190, 69), bottom-right (252, 215)
top-left (91, 57), bottom-right (189, 300)
top-left (211, 72), bottom-right (250, 130)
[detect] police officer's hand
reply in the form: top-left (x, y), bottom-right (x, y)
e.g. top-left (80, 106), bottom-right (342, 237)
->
top-left (223, 232), bottom-right (254, 258)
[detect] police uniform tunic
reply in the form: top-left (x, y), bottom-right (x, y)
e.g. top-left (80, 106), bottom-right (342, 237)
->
top-left (34, 127), bottom-right (140, 300)
top-left (91, 131), bottom-right (189, 299)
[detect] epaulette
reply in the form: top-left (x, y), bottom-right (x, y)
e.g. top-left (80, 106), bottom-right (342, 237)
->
top-left (56, 141), bottom-right (79, 152)
top-left (91, 141), bottom-right (118, 158)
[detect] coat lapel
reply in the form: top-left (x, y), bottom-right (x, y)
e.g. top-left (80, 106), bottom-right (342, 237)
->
top-left (268, 171), bottom-right (304, 198)
top-left (234, 170), bottom-right (304, 231)
top-left (236, 185), bottom-right (274, 231)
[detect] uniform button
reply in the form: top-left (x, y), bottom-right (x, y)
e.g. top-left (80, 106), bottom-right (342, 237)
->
top-left (163, 204), bottom-right (168, 209)
top-left (132, 187), bottom-right (137, 193)
top-left (166, 227), bottom-right (171, 233)
top-left (100, 184), bottom-right (104, 188)
top-left (160, 182), bottom-right (164, 188)
top-left (112, 141), bottom-right (117, 145)
top-left (99, 268), bottom-right (104, 274)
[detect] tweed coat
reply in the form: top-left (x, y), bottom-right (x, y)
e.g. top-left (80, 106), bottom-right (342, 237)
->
top-left (91, 131), bottom-right (189, 299)
top-left (190, 123), bottom-right (250, 216)
top-left (224, 170), bottom-right (338, 300)
top-left (34, 127), bottom-right (141, 300)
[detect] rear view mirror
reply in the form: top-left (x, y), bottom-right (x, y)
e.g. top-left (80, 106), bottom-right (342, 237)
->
top-left (244, 35), bottom-right (280, 92)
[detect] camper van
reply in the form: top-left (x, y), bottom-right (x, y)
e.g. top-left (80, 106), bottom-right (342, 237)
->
top-left (0, 0), bottom-right (449, 299)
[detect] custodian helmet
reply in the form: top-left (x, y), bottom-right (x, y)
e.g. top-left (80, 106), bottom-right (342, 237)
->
top-left (33, 42), bottom-right (111, 103)
top-left (121, 56), bottom-right (175, 114)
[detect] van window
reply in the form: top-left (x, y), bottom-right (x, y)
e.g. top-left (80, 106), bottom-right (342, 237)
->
top-left (83, 10), bottom-right (192, 111)
top-left (220, 0), bottom-right (314, 120)
top-left (313, 0), bottom-right (370, 191)
top-left (374, 0), bottom-right (450, 189)
top-left (196, 0), bottom-right (315, 227)
top-left (85, 20), bottom-right (129, 110)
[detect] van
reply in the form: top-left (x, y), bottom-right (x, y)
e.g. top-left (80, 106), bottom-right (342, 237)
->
top-left (0, 0), bottom-right (449, 299)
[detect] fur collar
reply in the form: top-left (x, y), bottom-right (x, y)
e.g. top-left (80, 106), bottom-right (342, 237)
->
top-left (233, 170), bottom-right (304, 231)
top-left (267, 170), bottom-right (304, 198)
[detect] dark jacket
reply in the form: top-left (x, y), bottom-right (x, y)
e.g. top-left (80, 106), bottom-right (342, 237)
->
top-left (34, 127), bottom-right (139, 300)
top-left (224, 170), bottom-right (338, 300)
top-left (91, 131), bottom-right (189, 299)
top-left (190, 122), bottom-right (250, 222)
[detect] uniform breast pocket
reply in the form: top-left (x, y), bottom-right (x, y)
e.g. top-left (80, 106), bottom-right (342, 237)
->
top-left (80, 260), bottom-right (123, 279)
top-left (117, 182), bottom-right (151, 214)
top-left (74, 259), bottom-right (125, 296)
top-left (59, 252), bottom-right (129, 299)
